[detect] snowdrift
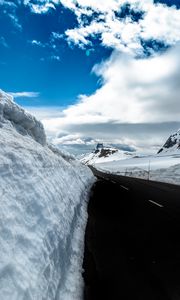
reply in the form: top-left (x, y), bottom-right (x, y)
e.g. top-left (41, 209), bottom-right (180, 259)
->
top-left (95, 155), bottom-right (180, 186)
top-left (0, 90), bottom-right (95, 300)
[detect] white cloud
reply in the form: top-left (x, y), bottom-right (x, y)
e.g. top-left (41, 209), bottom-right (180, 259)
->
top-left (29, 2), bottom-right (55, 14)
top-left (31, 45), bottom-right (180, 153)
top-left (6, 0), bottom-right (180, 55)
top-left (30, 39), bottom-right (57, 53)
top-left (3, 0), bottom-right (180, 54)
top-left (53, 134), bottom-right (94, 145)
top-left (60, 0), bottom-right (122, 13)
top-left (9, 91), bottom-right (40, 98)
top-left (25, 106), bottom-right (64, 119)
top-left (31, 40), bottom-right (45, 47)
top-left (66, 29), bottom-right (92, 48)
top-left (59, 46), bottom-right (180, 125)
top-left (59, 0), bottom-right (180, 55)
top-left (26, 105), bottom-right (180, 153)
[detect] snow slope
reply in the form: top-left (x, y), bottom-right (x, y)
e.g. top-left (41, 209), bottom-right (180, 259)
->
top-left (157, 128), bottom-right (180, 155)
top-left (0, 90), bottom-right (95, 300)
top-left (95, 154), bottom-right (180, 185)
top-left (80, 147), bottom-right (133, 165)
top-left (89, 129), bottom-right (180, 186)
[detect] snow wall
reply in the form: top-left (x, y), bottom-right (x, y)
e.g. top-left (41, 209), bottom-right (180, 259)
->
top-left (0, 90), bottom-right (95, 300)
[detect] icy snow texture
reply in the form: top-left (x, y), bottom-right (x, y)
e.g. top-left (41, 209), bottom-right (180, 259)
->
top-left (0, 90), bottom-right (46, 145)
top-left (0, 90), bottom-right (95, 300)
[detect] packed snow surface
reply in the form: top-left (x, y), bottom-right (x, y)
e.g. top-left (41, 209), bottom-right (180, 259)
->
top-left (94, 154), bottom-right (180, 185)
top-left (0, 90), bottom-right (95, 300)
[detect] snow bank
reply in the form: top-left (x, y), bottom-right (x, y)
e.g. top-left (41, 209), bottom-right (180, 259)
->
top-left (0, 90), bottom-right (95, 300)
top-left (113, 164), bottom-right (180, 185)
top-left (95, 154), bottom-right (180, 186)
top-left (0, 90), bottom-right (46, 145)
top-left (150, 164), bottom-right (180, 185)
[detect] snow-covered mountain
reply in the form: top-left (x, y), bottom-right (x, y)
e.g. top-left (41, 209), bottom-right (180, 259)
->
top-left (80, 145), bottom-right (133, 165)
top-left (157, 129), bottom-right (180, 155)
top-left (0, 90), bottom-right (94, 300)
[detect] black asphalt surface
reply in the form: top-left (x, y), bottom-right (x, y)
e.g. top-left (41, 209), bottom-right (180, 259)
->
top-left (83, 166), bottom-right (180, 300)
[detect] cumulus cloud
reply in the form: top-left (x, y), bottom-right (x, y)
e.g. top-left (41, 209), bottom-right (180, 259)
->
top-left (54, 46), bottom-right (180, 125)
top-left (29, 2), bottom-right (56, 14)
top-left (53, 134), bottom-right (96, 146)
top-left (58, 0), bottom-right (180, 55)
top-left (5, 0), bottom-right (180, 55)
top-left (26, 45), bottom-right (180, 153)
top-left (3, 0), bottom-right (180, 55)
top-left (8, 0), bottom-right (180, 154)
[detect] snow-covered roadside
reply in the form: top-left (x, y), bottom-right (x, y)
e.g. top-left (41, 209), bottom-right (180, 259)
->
top-left (0, 90), bottom-right (95, 300)
top-left (94, 155), bottom-right (180, 186)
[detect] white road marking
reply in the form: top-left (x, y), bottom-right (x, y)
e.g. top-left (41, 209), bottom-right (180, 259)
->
top-left (148, 200), bottom-right (163, 208)
top-left (120, 185), bottom-right (129, 191)
top-left (111, 180), bottom-right (117, 184)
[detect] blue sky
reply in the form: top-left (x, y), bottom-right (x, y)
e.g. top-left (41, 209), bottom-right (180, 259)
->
top-left (1, 0), bottom-right (180, 154)
top-left (0, 1), bottom-right (112, 107)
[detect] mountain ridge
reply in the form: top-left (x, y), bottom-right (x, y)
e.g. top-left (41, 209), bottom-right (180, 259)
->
top-left (158, 129), bottom-right (180, 154)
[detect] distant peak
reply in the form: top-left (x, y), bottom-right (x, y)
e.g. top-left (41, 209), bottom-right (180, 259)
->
top-left (157, 128), bottom-right (180, 154)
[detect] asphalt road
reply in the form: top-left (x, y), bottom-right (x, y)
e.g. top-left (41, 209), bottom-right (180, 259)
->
top-left (83, 166), bottom-right (180, 300)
